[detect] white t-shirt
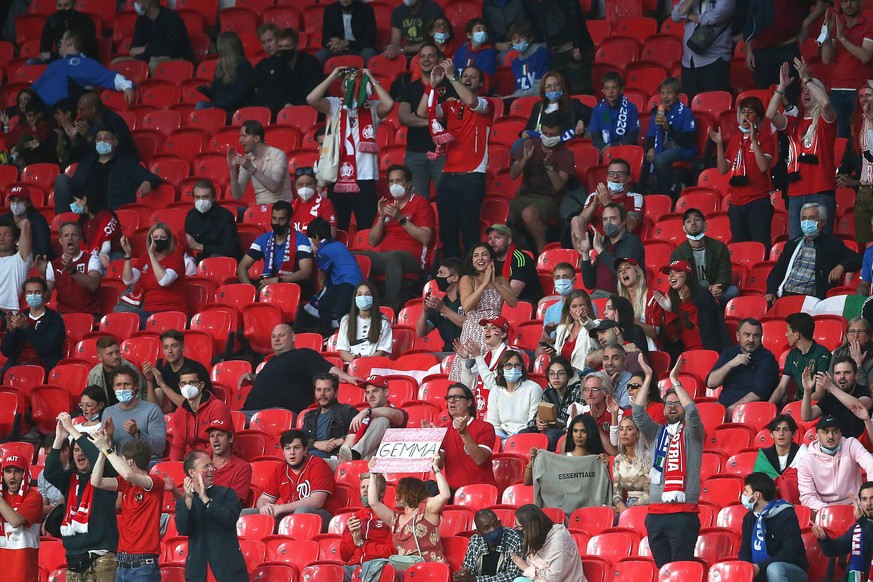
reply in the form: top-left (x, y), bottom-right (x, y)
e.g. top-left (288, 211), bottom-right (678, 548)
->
top-left (336, 314), bottom-right (393, 356)
top-left (327, 97), bottom-right (381, 181)
top-left (0, 252), bottom-right (32, 311)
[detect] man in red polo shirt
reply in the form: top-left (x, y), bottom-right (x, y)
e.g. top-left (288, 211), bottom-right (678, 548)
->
top-left (573, 158), bottom-right (644, 240)
top-left (89, 433), bottom-right (164, 579)
top-left (821, 0), bottom-right (873, 138)
top-left (428, 382), bottom-right (496, 493)
top-left (207, 420), bottom-right (251, 504)
top-left (356, 164), bottom-right (435, 310)
top-left (419, 61), bottom-right (492, 261)
top-left (253, 429), bottom-right (342, 532)
top-left (38, 221), bottom-right (102, 316)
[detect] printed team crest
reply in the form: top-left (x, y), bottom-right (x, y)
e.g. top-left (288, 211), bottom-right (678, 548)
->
top-left (76, 263), bottom-right (85, 273)
top-left (804, 135), bottom-right (813, 147)
top-left (431, 119), bottom-right (443, 133)
top-left (70, 57), bottom-right (80, 66)
top-left (340, 162), bottom-right (355, 179)
top-left (361, 124), bottom-right (375, 140)
top-left (135, 492), bottom-right (143, 502)
top-left (297, 480), bottom-right (311, 498)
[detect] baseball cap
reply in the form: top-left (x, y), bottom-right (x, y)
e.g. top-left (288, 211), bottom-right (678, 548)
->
top-left (365, 375), bottom-right (388, 389)
top-left (485, 224), bottom-right (512, 237)
top-left (816, 415), bottom-right (841, 431)
top-left (479, 316), bottom-right (510, 333)
top-left (661, 260), bottom-right (693, 275)
top-left (613, 257), bottom-right (639, 271)
top-left (204, 418), bottom-right (232, 435)
top-left (2, 453), bottom-right (27, 471)
top-left (588, 319), bottom-right (620, 338)
top-left (7, 185), bottom-right (30, 201)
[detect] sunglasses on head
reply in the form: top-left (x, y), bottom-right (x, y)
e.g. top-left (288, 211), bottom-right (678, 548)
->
top-left (295, 167), bottom-right (315, 177)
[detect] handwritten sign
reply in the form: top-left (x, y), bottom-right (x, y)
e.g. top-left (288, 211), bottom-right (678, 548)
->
top-left (371, 428), bottom-right (448, 473)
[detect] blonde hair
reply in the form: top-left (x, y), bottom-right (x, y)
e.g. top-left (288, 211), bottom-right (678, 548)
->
top-left (616, 262), bottom-right (649, 322)
top-left (801, 78), bottom-right (827, 145)
top-left (215, 31), bottom-right (245, 85)
top-left (148, 222), bottom-right (176, 255)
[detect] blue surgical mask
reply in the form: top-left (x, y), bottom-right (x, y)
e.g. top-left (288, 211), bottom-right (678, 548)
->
top-left (554, 279), bottom-right (574, 296)
top-left (800, 219), bottom-right (819, 237)
top-left (606, 180), bottom-right (624, 193)
top-left (686, 231), bottom-right (705, 241)
top-left (355, 295), bottom-right (374, 311)
top-left (434, 32), bottom-right (449, 43)
top-left (545, 90), bottom-right (563, 102)
top-left (115, 390), bottom-right (134, 404)
top-left (482, 527), bottom-right (504, 546)
top-left (25, 294), bottom-right (43, 309)
top-left (70, 201), bottom-right (86, 214)
top-left (512, 41), bottom-right (529, 53)
top-left (503, 368), bottom-right (522, 383)
top-left (821, 442), bottom-right (841, 455)
top-left (740, 493), bottom-right (756, 511)
top-left (472, 31), bottom-right (488, 45)
top-left (738, 125), bottom-right (752, 134)
top-left (133, 1), bottom-right (144, 15)
top-left (95, 141), bottom-right (112, 155)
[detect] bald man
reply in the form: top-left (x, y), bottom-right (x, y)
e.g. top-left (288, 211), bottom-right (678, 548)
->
top-left (241, 324), bottom-right (362, 416)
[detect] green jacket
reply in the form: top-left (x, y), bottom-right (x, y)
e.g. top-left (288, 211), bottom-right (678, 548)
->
top-left (670, 236), bottom-right (733, 289)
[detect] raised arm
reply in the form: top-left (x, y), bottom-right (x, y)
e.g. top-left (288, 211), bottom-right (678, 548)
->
top-left (307, 68), bottom-right (347, 114)
top-left (766, 62), bottom-right (793, 130)
top-left (367, 464), bottom-right (395, 524)
top-left (424, 455), bottom-right (451, 523)
top-left (794, 57), bottom-right (835, 122)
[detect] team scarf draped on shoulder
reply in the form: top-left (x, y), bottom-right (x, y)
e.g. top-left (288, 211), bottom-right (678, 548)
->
top-left (650, 420), bottom-right (687, 503)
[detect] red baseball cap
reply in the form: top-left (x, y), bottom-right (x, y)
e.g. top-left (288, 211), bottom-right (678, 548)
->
top-left (2, 453), bottom-right (27, 471)
top-left (613, 257), bottom-right (639, 271)
top-left (204, 418), bottom-right (232, 436)
top-left (7, 185), bottom-right (30, 201)
top-left (365, 375), bottom-right (388, 389)
top-left (661, 260), bottom-right (693, 275)
top-left (479, 316), bottom-right (510, 333)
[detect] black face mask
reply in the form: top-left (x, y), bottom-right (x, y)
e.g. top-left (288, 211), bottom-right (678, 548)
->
top-left (272, 223), bottom-right (288, 236)
top-left (153, 239), bottom-right (169, 253)
top-left (278, 49), bottom-right (296, 61)
top-left (435, 275), bottom-right (452, 292)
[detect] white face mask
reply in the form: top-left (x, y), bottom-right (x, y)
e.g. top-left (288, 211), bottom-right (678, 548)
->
top-left (133, 1), bottom-right (145, 15)
top-left (9, 202), bottom-right (26, 217)
top-left (741, 493), bottom-right (756, 511)
top-left (540, 135), bottom-right (561, 148)
top-left (389, 183), bottom-right (407, 199)
top-left (180, 383), bottom-right (200, 400)
top-left (297, 186), bottom-right (315, 202)
top-left (194, 199), bottom-right (212, 214)
top-left (606, 181), bottom-right (624, 193)
top-left (686, 231), bottom-right (705, 241)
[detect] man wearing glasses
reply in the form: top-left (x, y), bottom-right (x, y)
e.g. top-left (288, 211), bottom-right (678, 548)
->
top-left (572, 158), bottom-right (644, 241)
top-left (573, 371), bottom-right (618, 454)
top-left (425, 383), bottom-right (497, 494)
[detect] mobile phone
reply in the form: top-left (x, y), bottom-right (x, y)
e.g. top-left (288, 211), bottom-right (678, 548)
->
top-left (539, 341), bottom-right (554, 348)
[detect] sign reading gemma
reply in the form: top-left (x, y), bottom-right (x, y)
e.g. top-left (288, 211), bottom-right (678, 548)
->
top-left (372, 428), bottom-right (448, 473)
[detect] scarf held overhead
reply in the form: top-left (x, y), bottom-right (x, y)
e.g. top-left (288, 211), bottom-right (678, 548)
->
top-left (336, 72), bottom-right (378, 193)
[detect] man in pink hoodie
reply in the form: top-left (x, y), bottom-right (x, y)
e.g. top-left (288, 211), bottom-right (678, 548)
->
top-left (798, 415), bottom-right (873, 515)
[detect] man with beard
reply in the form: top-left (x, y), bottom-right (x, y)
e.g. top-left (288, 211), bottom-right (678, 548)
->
top-left (633, 360), bottom-right (704, 568)
top-left (207, 420), bottom-right (251, 503)
top-left (455, 508), bottom-right (524, 582)
top-left (399, 43), bottom-right (455, 199)
top-left (237, 200), bottom-right (313, 288)
top-left (46, 413), bottom-right (118, 582)
top-left (573, 158), bottom-right (644, 240)
top-left (575, 203), bottom-right (645, 296)
top-left (36, 222), bottom-right (101, 316)
top-left (486, 224), bottom-right (542, 303)
top-left (228, 120), bottom-right (293, 205)
top-left (801, 355), bottom-right (873, 443)
top-left (339, 472), bottom-right (393, 580)
top-left (814, 481), bottom-right (873, 578)
top-left (670, 208), bottom-right (738, 305)
top-left (301, 373), bottom-right (359, 459)
top-left (416, 257), bottom-right (465, 353)
top-left (0, 452), bottom-right (42, 581)
top-left (707, 318), bottom-right (780, 414)
top-left (251, 28), bottom-right (324, 115)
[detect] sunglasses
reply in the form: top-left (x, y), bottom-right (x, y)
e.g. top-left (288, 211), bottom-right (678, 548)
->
top-left (627, 383), bottom-right (643, 389)
top-left (295, 167), bottom-right (315, 177)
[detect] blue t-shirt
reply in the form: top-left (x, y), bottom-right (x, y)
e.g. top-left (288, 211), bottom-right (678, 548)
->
top-left (453, 43), bottom-right (497, 78)
top-left (510, 45), bottom-right (551, 94)
top-left (646, 101), bottom-right (697, 155)
top-left (861, 244), bottom-right (873, 282)
top-left (247, 230), bottom-right (312, 278)
top-left (316, 239), bottom-right (364, 287)
top-left (589, 96), bottom-right (640, 147)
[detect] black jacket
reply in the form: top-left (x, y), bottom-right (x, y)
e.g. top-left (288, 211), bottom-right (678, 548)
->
top-left (175, 485), bottom-right (248, 582)
top-left (250, 53), bottom-right (325, 114)
top-left (738, 502), bottom-right (809, 581)
top-left (483, 0), bottom-right (533, 43)
top-left (40, 10), bottom-right (97, 60)
top-left (766, 233), bottom-right (862, 299)
top-left (521, 0), bottom-right (593, 52)
top-left (671, 236), bottom-right (733, 289)
top-left (0, 307), bottom-right (65, 374)
top-left (321, 1), bottom-right (377, 53)
top-left (68, 151), bottom-right (161, 210)
top-left (131, 6), bottom-right (193, 62)
top-left (820, 515), bottom-right (873, 581)
top-left (202, 60), bottom-right (255, 118)
top-left (185, 204), bottom-right (242, 261)
top-left (301, 403), bottom-right (360, 450)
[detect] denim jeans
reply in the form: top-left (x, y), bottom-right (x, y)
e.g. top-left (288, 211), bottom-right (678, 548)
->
top-left (115, 560), bottom-right (161, 582)
top-left (765, 562), bottom-right (808, 582)
top-left (787, 192), bottom-right (836, 240)
top-left (830, 89), bottom-right (856, 139)
top-left (643, 148), bottom-right (696, 195)
top-left (436, 172), bottom-right (486, 260)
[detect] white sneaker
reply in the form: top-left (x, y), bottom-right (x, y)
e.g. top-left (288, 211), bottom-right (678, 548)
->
top-left (338, 445), bottom-right (354, 463)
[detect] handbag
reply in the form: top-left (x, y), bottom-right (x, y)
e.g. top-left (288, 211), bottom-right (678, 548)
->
top-left (317, 108), bottom-right (341, 187)
top-left (388, 512), bottom-right (425, 572)
top-left (686, 21), bottom-right (730, 55)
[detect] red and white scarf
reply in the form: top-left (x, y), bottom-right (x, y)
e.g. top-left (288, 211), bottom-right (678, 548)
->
top-left (651, 421), bottom-right (687, 503)
top-left (0, 458), bottom-right (31, 530)
top-left (336, 73), bottom-right (378, 193)
top-left (426, 85), bottom-right (454, 160)
top-left (786, 114), bottom-right (822, 181)
top-left (60, 472), bottom-right (94, 537)
top-left (729, 135), bottom-right (752, 187)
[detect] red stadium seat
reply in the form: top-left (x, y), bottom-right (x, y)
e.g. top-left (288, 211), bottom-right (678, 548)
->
top-left (491, 453), bottom-right (526, 494)
top-left (277, 513), bottom-right (323, 540)
top-left (454, 484), bottom-right (498, 512)
top-left (38, 539), bottom-right (67, 572)
top-left (250, 564), bottom-right (299, 582)
top-left (707, 561), bottom-right (754, 582)
top-left (300, 563), bottom-right (345, 582)
top-left (234, 430), bottom-right (271, 461)
top-left (232, 106), bottom-right (272, 127)
top-left (502, 484), bottom-right (533, 506)
top-left (120, 335), bottom-right (161, 368)
top-left (210, 360), bottom-right (252, 389)
top-left (243, 304), bottom-right (284, 354)
top-left (197, 257), bottom-right (239, 285)
top-left (587, 531), bottom-right (635, 562)
top-left (503, 432), bottom-right (548, 454)
top-left (706, 423), bottom-right (755, 456)
top-left (250, 408), bottom-right (295, 437)
top-left (569, 506), bottom-right (616, 536)
top-left (5, 364), bottom-right (46, 398)
top-left (700, 475), bottom-right (745, 508)
top-left (594, 36), bottom-right (640, 67)
top-left (614, 558), bottom-right (658, 582)
top-left (236, 513), bottom-right (276, 541)
top-left (617, 505), bottom-right (648, 535)
top-left (730, 401), bottom-right (777, 432)
top-left (695, 528), bottom-right (739, 567)
top-left (695, 402), bottom-right (727, 438)
top-left (659, 561), bottom-right (705, 582)
top-left (816, 503), bottom-right (857, 537)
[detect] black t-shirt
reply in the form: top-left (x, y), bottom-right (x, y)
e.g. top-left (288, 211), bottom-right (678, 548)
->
top-left (399, 79), bottom-right (456, 153)
top-left (243, 348), bottom-right (333, 413)
top-left (157, 357), bottom-right (213, 400)
top-left (426, 294), bottom-right (463, 352)
top-left (87, 156), bottom-right (117, 207)
top-left (817, 383), bottom-right (872, 439)
top-left (480, 547), bottom-right (501, 575)
top-left (496, 249), bottom-right (543, 304)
